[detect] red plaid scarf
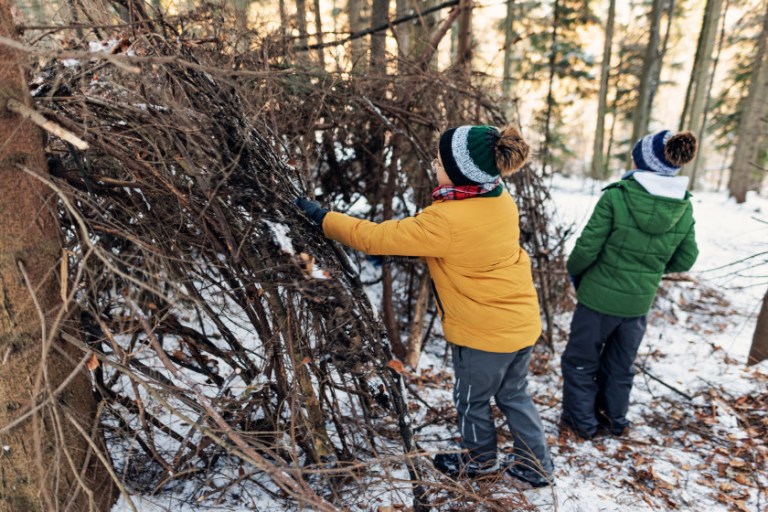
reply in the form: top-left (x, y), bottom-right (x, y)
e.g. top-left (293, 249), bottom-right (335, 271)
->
top-left (432, 180), bottom-right (502, 201)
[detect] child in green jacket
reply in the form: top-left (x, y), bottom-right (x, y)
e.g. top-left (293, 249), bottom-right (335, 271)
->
top-left (561, 130), bottom-right (699, 439)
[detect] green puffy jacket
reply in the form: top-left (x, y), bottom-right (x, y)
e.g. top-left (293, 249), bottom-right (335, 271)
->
top-left (566, 176), bottom-right (698, 317)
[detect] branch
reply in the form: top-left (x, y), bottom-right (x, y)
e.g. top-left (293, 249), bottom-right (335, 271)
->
top-left (634, 363), bottom-right (694, 400)
top-left (6, 98), bottom-right (89, 150)
top-left (294, 0), bottom-right (460, 52)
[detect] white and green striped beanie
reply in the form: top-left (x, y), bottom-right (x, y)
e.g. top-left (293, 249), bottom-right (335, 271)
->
top-left (438, 125), bottom-right (501, 186)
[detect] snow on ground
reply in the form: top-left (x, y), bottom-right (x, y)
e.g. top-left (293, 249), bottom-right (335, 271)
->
top-left (112, 176), bottom-right (767, 511)
top-left (410, 175), bottom-right (768, 512)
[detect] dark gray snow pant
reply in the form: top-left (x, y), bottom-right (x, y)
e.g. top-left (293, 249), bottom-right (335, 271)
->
top-left (561, 303), bottom-right (647, 437)
top-left (451, 344), bottom-right (553, 475)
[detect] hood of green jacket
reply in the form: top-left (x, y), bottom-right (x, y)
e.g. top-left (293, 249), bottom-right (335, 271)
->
top-left (624, 181), bottom-right (691, 235)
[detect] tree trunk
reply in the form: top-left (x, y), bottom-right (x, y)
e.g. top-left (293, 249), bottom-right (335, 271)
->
top-left (648, 0), bottom-right (675, 112)
top-left (348, 0), bottom-right (367, 70)
top-left (313, 0), bottom-right (326, 68)
top-left (405, 271), bottom-right (430, 369)
top-left (279, 0), bottom-right (289, 31)
top-left (395, 0), bottom-right (411, 61)
top-left (295, 0), bottom-right (310, 63)
top-left (412, 0), bottom-right (440, 71)
top-left (728, 3), bottom-right (768, 203)
top-left (0, 2), bottom-right (116, 510)
top-left (456, 0), bottom-right (473, 77)
top-left (370, 0), bottom-right (389, 70)
top-left (502, 0), bottom-right (517, 99)
top-left (591, 0), bottom-right (616, 180)
top-left (749, 289), bottom-right (768, 365)
top-left (542, 0), bottom-right (560, 174)
top-left (680, 0), bottom-right (723, 183)
top-left (629, 0), bottom-right (665, 163)
top-left (689, 0), bottom-right (729, 190)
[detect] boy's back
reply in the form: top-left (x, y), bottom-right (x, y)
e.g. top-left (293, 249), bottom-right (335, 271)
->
top-left (567, 176), bottom-right (698, 317)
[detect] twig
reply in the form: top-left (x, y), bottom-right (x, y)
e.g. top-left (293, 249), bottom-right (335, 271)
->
top-left (294, 0), bottom-right (460, 51)
top-left (6, 98), bottom-right (89, 150)
top-left (634, 363), bottom-right (694, 400)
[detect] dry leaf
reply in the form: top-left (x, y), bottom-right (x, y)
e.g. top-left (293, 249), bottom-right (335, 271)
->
top-left (729, 459), bottom-right (748, 469)
top-left (386, 359), bottom-right (405, 374)
top-left (86, 353), bottom-right (100, 371)
top-left (719, 482), bottom-right (734, 492)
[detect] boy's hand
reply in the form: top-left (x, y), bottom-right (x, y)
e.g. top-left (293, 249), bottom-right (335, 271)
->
top-left (295, 197), bottom-right (328, 227)
top-left (569, 273), bottom-right (582, 290)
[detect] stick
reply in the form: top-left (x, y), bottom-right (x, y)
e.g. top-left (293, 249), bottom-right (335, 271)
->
top-left (294, 0), bottom-right (460, 52)
top-left (6, 98), bottom-right (89, 150)
top-left (634, 363), bottom-right (694, 400)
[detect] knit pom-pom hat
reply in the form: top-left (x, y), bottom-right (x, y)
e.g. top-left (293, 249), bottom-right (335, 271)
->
top-left (631, 130), bottom-right (698, 176)
top-left (438, 125), bottom-right (503, 186)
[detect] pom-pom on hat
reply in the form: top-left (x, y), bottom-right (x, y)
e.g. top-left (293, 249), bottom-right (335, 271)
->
top-left (439, 125), bottom-right (502, 186)
top-left (632, 130), bottom-right (698, 176)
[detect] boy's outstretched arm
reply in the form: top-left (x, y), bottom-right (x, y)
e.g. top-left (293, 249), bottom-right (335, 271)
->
top-left (322, 207), bottom-right (451, 258)
top-left (665, 221), bottom-right (698, 273)
top-left (566, 192), bottom-right (614, 277)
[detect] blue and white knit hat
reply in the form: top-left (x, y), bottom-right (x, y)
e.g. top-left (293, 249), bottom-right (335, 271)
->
top-left (631, 130), bottom-right (685, 176)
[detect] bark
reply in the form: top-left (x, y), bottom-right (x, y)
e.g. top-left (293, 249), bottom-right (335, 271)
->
top-left (648, 0), bottom-right (675, 111)
top-left (279, 0), bottom-right (289, 30)
top-left (395, 0), bottom-right (411, 60)
top-left (348, 0), bottom-right (367, 70)
top-left (502, 0), bottom-right (517, 99)
top-left (680, 0), bottom-right (723, 183)
top-left (542, 0), bottom-right (560, 174)
top-left (591, 0), bottom-right (616, 180)
top-left (689, 0), bottom-right (729, 190)
top-left (370, 0), bottom-right (389, 70)
top-left (0, 1), bottom-right (115, 510)
top-left (313, 0), bottom-right (326, 68)
top-left (629, 0), bottom-right (665, 163)
top-left (296, 0), bottom-right (310, 62)
top-left (411, 0), bottom-right (440, 71)
top-left (456, 0), bottom-right (472, 77)
top-left (405, 271), bottom-right (430, 369)
top-left (728, 3), bottom-right (768, 203)
top-left (748, 289), bottom-right (768, 365)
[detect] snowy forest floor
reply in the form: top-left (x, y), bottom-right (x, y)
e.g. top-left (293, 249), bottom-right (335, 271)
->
top-left (406, 176), bottom-right (768, 512)
top-left (112, 176), bottom-right (768, 512)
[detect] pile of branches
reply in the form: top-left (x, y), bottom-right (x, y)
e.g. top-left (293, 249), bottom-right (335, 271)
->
top-left (17, 4), bottom-right (569, 508)
top-left (34, 36), bottom-right (424, 509)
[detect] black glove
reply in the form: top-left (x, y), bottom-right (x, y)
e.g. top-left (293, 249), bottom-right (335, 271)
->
top-left (295, 197), bottom-right (328, 226)
top-left (569, 273), bottom-right (582, 290)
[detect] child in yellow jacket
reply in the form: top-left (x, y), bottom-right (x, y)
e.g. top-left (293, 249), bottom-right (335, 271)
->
top-left (297, 125), bottom-right (553, 486)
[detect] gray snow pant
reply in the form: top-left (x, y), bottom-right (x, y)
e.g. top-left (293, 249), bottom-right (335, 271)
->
top-left (451, 344), bottom-right (553, 475)
top-left (561, 303), bottom-right (647, 437)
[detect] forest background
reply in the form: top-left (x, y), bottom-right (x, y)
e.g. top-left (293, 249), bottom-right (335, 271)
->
top-left (1, 0), bottom-right (767, 511)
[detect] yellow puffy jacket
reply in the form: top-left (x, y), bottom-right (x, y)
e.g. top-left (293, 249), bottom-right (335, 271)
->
top-left (322, 192), bottom-right (542, 353)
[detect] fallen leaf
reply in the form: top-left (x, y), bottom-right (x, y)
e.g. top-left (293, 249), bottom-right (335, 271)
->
top-left (386, 359), bottom-right (405, 374)
top-left (86, 353), bottom-right (100, 371)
